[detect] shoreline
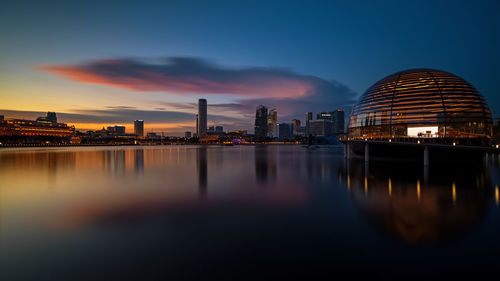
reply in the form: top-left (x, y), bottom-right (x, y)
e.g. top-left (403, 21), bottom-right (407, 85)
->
top-left (0, 142), bottom-right (319, 149)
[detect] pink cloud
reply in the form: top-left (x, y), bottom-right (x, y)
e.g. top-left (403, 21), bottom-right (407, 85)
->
top-left (40, 57), bottom-right (318, 98)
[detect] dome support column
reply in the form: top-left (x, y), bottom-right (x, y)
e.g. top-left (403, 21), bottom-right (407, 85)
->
top-left (345, 143), bottom-right (351, 159)
top-left (424, 146), bottom-right (429, 167)
top-left (365, 143), bottom-right (369, 162)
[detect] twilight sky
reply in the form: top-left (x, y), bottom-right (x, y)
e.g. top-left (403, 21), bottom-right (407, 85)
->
top-left (1, 0), bottom-right (499, 135)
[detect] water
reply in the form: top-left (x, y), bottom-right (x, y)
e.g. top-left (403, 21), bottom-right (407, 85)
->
top-left (0, 145), bottom-right (499, 280)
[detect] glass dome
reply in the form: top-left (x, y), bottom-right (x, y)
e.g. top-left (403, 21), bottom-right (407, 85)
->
top-left (348, 68), bottom-right (493, 140)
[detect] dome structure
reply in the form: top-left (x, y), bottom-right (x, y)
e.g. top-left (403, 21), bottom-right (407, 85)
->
top-left (348, 69), bottom-right (493, 140)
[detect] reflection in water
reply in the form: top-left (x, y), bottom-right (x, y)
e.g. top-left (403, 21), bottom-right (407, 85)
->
top-left (345, 159), bottom-right (492, 243)
top-left (197, 147), bottom-right (207, 198)
top-left (254, 145), bottom-right (277, 184)
top-left (496, 185), bottom-right (499, 206)
top-left (134, 149), bottom-right (144, 176)
top-left (0, 146), bottom-right (499, 279)
top-left (106, 150), bottom-right (126, 176)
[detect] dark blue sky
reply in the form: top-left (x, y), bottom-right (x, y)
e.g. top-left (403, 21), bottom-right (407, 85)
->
top-left (1, 0), bottom-right (499, 133)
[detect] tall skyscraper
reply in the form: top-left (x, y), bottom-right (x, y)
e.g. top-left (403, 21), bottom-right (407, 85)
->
top-left (195, 114), bottom-right (199, 137)
top-left (134, 120), bottom-right (144, 137)
top-left (197, 99), bottom-right (207, 136)
top-left (305, 112), bottom-right (313, 136)
top-left (332, 109), bottom-right (345, 134)
top-left (267, 108), bottom-right (278, 137)
top-left (291, 119), bottom-right (301, 135)
top-left (254, 105), bottom-right (268, 141)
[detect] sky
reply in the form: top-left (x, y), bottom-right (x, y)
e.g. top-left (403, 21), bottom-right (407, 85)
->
top-left (1, 0), bottom-right (499, 135)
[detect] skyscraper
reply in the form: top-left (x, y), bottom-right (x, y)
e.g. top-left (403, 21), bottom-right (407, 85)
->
top-left (276, 123), bottom-right (292, 140)
top-left (254, 105), bottom-right (268, 141)
top-left (195, 114), bottom-right (199, 137)
top-left (197, 99), bottom-right (207, 136)
top-left (332, 109), bottom-right (345, 134)
top-left (291, 119), bottom-right (301, 135)
top-left (267, 108), bottom-right (278, 137)
top-left (134, 120), bottom-right (144, 137)
top-left (305, 112), bottom-right (313, 136)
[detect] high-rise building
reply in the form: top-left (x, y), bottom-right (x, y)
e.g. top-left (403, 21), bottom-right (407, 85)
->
top-left (332, 109), bottom-right (345, 134)
top-left (291, 119), bottom-right (301, 135)
top-left (209, 125), bottom-right (224, 134)
top-left (197, 99), bottom-right (207, 136)
top-left (267, 108), bottom-right (278, 137)
top-left (115, 126), bottom-right (125, 136)
top-left (305, 112), bottom-right (313, 136)
top-left (276, 123), bottom-right (293, 140)
top-left (316, 110), bottom-right (345, 135)
top-left (195, 114), bottom-right (199, 137)
top-left (185, 131), bottom-right (192, 138)
top-left (309, 119), bottom-right (334, 136)
top-left (107, 125), bottom-right (126, 136)
top-left (134, 120), bottom-right (144, 137)
top-left (317, 112), bottom-right (333, 121)
top-left (254, 105), bottom-right (268, 141)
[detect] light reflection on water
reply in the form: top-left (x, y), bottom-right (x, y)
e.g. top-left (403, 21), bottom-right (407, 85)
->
top-left (0, 145), bottom-right (500, 280)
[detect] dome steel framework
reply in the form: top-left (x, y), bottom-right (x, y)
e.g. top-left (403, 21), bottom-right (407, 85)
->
top-left (348, 68), bottom-right (493, 141)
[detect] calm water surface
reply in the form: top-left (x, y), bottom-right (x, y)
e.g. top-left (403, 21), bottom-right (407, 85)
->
top-left (1, 145), bottom-right (500, 280)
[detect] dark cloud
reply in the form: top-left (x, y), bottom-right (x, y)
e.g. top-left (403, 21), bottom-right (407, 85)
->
top-left (40, 57), bottom-right (358, 102)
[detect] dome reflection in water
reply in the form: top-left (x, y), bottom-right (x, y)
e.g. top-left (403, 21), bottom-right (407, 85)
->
top-left (345, 159), bottom-right (492, 244)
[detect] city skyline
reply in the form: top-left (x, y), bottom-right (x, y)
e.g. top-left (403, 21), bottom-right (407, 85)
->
top-left (2, 1), bottom-right (499, 136)
top-left (2, 2), bottom-right (500, 279)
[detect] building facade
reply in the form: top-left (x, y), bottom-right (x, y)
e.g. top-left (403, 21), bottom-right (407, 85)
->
top-left (291, 119), bottom-right (301, 135)
top-left (267, 108), bottom-right (278, 137)
top-left (309, 119), bottom-right (334, 136)
top-left (195, 114), bottom-right (199, 137)
top-left (332, 110), bottom-right (345, 134)
top-left (134, 120), bottom-right (144, 137)
top-left (197, 99), bottom-right (207, 136)
top-left (305, 112), bottom-right (313, 136)
top-left (277, 123), bottom-right (293, 140)
top-left (107, 125), bottom-right (126, 136)
top-left (0, 112), bottom-right (75, 137)
top-left (254, 105), bottom-right (268, 141)
top-left (208, 125), bottom-right (224, 134)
